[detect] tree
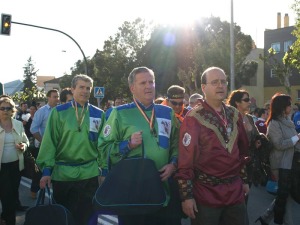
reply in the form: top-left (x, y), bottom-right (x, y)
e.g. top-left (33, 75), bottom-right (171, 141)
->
top-left (140, 17), bottom-right (254, 94)
top-left (12, 86), bottom-right (46, 106)
top-left (22, 57), bottom-right (38, 94)
top-left (289, 0), bottom-right (300, 71)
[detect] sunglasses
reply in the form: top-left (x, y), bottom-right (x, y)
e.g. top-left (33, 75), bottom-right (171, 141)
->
top-left (0, 107), bottom-right (13, 111)
top-left (169, 100), bottom-right (184, 106)
top-left (241, 98), bottom-right (250, 103)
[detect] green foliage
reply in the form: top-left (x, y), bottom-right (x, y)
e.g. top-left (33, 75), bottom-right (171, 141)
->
top-left (12, 86), bottom-right (46, 105)
top-left (12, 57), bottom-right (46, 105)
top-left (288, 0), bottom-right (300, 71)
top-left (260, 48), bottom-right (292, 94)
top-left (236, 60), bottom-right (258, 87)
top-left (22, 57), bottom-right (38, 94)
top-left (70, 17), bottom-right (254, 99)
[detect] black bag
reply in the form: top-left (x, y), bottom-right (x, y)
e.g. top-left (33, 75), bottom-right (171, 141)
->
top-left (93, 142), bottom-right (166, 215)
top-left (291, 151), bottom-right (300, 204)
top-left (23, 185), bottom-right (75, 225)
top-left (22, 148), bottom-right (40, 179)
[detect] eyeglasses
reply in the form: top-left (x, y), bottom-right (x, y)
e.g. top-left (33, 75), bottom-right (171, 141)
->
top-left (204, 79), bottom-right (228, 86)
top-left (169, 100), bottom-right (184, 106)
top-left (0, 107), bottom-right (13, 111)
top-left (241, 98), bottom-right (250, 103)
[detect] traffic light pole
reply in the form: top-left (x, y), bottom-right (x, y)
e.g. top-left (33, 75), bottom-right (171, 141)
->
top-left (11, 21), bottom-right (88, 75)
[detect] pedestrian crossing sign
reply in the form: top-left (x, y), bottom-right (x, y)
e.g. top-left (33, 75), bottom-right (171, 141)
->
top-left (94, 87), bottom-right (105, 98)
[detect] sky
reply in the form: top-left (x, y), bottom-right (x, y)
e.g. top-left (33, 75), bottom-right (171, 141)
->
top-left (0, 0), bottom-right (296, 84)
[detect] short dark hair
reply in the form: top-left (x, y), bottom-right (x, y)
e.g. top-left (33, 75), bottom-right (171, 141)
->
top-left (257, 108), bottom-right (266, 117)
top-left (226, 90), bottom-right (249, 108)
top-left (47, 89), bottom-right (59, 97)
top-left (60, 88), bottom-right (72, 103)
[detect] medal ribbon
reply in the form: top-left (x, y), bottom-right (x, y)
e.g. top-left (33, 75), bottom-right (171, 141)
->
top-left (133, 98), bottom-right (155, 134)
top-left (72, 101), bottom-right (88, 131)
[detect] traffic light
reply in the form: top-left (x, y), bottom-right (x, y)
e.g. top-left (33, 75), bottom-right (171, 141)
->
top-left (1, 14), bottom-right (12, 35)
top-left (0, 82), bottom-right (4, 95)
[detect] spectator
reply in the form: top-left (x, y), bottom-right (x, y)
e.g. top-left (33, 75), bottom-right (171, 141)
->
top-left (255, 108), bottom-right (268, 134)
top-left (37, 74), bottom-right (105, 225)
top-left (175, 67), bottom-right (249, 225)
top-left (98, 67), bottom-right (179, 225)
top-left (60, 88), bottom-right (73, 104)
top-left (256, 93), bottom-right (300, 225)
top-left (292, 103), bottom-right (300, 133)
top-left (187, 93), bottom-right (203, 110)
top-left (154, 96), bottom-right (165, 104)
top-left (114, 97), bottom-right (123, 107)
top-left (30, 89), bottom-right (60, 146)
top-left (161, 85), bottom-right (188, 123)
top-left (0, 95), bottom-right (29, 225)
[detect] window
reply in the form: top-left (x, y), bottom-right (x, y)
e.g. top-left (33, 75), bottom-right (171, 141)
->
top-left (271, 42), bottom-right (280, 53)
top-left (270, 69), bottom-right (277, 78)
top-left (284, 40), bottom-right (293, 52)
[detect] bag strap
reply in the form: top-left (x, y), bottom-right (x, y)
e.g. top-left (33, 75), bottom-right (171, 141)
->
top-left (107, 140), bottom-right (146, 171)
top-left (35, 184), bottom-right (54, 206)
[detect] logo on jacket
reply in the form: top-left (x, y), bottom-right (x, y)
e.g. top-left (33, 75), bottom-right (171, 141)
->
top-left (103, 125), bottom-right (111, 137)
top-left (157, 118), bottom-right (171, 137)
top-left (182, 132), bottom-right (191, 147)
top-left (90, 118), bottom-right (101, 132)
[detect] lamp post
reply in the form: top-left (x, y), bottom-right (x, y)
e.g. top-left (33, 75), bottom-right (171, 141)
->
top-left (230, 0), bottom-right (235, 91)
top-left (11, 21), bottom-right (88, 75)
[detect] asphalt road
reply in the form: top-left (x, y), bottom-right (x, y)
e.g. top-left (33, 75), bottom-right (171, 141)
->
top-left (5, 177), bottom-right (300, 225)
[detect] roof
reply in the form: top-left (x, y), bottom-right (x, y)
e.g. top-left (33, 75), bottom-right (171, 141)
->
top-left (36, 76), bottom-right (55, 87)
top-left (3, 80), bottom-right (24, 96)
top-left (44, 77), bottom-right (62, 84)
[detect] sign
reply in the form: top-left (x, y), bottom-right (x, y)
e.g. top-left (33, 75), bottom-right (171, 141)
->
top-left (94, 87), bottom-right (105, 98)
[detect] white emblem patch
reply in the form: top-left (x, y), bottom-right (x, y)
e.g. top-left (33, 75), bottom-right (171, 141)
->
top-left (103, 125), bottom-right (111, 137)
top-left (90, 117), bottom-right (101, 132)
top-left (157, 118), bottom-right (171, 138)
top-left (182, 132), bottom-right (191, 146)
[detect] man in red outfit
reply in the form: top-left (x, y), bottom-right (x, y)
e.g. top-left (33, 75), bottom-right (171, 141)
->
top-left (175, 67), bottom-right (249, 225)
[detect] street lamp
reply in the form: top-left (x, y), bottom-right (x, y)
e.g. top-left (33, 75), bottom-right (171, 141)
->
top-left (230, 0), bottom-right (235, 91)
top-left (10, 20), bottom-right (88, 75)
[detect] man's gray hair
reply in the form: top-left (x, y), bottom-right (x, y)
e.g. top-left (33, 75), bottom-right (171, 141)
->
top-left (189, 93), bottom-right (203, 104)
top-left (128, 67), bottom-right (155, 86)
top-left (71, 74), bottom-right (93, 89)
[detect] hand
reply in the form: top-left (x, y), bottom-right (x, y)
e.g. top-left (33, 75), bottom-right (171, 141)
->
top-left (16, 142), bottom-right (25, 152)
top-left (159, 164), bottom-right (176, 181)
top-left (128, 131), bottom-right (143, 149)
top-left (182, 199), bottom-right (198, 219)
top-left (243, 183), bottom-right (250, 197)
top-left (255, 139), bottom-right (261, 149)
top-left (40, 176), bottom-right (51, 189)
top-left (98, 176), bottom-right (105, 186)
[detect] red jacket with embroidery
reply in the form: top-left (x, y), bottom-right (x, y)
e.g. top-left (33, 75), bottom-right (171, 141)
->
top-left (175, 101), bottom-right (249, 207)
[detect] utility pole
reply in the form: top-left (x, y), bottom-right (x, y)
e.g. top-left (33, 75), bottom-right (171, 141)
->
top-left (11, 20), bottom-right (88, 75)
top-left (230, 0), bottom-right (235, 92)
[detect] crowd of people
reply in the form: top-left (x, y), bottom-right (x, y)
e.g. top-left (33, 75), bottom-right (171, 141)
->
top-left (0, 66), bottom-right (300, 225)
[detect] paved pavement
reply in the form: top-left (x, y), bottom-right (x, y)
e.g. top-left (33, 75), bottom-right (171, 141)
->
top-left (2, 177), bottom-right (299, 225)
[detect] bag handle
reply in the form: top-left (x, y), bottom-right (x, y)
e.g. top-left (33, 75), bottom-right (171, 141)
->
top-left (35, 184), bottom-right (54, 206)
top-left (107, 140), bottom-right (146, 171)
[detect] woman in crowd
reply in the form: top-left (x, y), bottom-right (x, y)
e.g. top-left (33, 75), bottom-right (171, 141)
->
top-left (227, 90), bottom-right (271, 225)
top-left (227, 90), bottom-right (263, 186)
top-left (256, 93), bottom-right (300, 225)
top-left (0, 95), bottom-right (29, 225)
